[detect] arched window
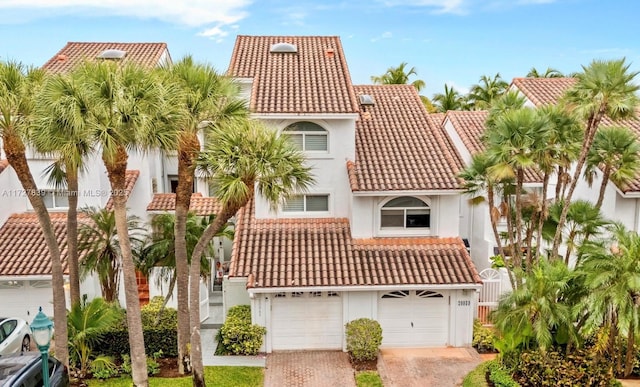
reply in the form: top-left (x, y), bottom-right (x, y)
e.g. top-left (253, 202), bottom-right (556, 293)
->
top-left (283, 121), bottom-right (328, 151)
top-left (381, 197), bottom-right (430, 229)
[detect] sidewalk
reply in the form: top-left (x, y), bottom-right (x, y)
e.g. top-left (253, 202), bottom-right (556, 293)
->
top-left (201, 328), bottom-right (266, 367)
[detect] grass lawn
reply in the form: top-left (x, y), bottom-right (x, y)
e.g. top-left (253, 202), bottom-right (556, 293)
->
top-left (355, 370), bottom-right (383, 387)
top-left (85, 366), bottom-right (263, 387)
top-left (462, 361), bottom-right (489, 387)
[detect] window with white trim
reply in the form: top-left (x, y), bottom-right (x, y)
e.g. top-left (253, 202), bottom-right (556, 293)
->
top-left (283, 121), bottom-right (328, 152)
top-left (283, 194), bottom-right (329, 212)
top-left (42, 190), bottom-right (69, 209)
top-left (381, 196), bottom-right (430, 229)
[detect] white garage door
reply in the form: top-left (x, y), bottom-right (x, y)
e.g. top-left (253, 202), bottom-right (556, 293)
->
top-left (0, 280), bottom-right (54, 322)
top-left (378, 290), bottom-right (449, 347)
top-left (271, 291), bottom-right (342, 350)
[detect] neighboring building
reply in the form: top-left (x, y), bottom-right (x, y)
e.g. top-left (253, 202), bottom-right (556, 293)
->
top-left (224, 36), bottom-right (481, 352)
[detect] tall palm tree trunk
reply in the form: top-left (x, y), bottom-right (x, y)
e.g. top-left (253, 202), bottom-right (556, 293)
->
top-left (535, 172), bottom-right (552, 262)
top-left (595, 167), bottom-right (611, 210)
top-left (488, 186), bottom-right (515, 289)
top-left (514, 169), bottom-right (525, 272)
top-left (66, 168), bottom-right (81, 306)
top-left (552, 109), bottom-right (607, 257)
top-left (190, 202), bottom-right (244, 387)
top-left (3, 133), bottom-right (69, 367)
top-left (104, 147), bottom-right (148, 387)
top-left (174, 142), bottom-right (198, 375)
top-left (625, 318), bottom-right (636, 377)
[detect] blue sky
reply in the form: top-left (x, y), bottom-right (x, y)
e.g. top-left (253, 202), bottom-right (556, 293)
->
top-left (0, 0), bottom-right (637, 97)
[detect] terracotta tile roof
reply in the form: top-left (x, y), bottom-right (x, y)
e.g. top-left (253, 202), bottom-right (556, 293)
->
top-left (105, 170), bottom-right (140, 210)
top-left (348, 85), bottom-right (464, 192)
top-left (0, 159), bottom-right (8, 175)
top-left (227, 35), bottom-right (359, 114)
top-left (427, 112), bottom-right (446, 129)
top-left (230, 202), bottom-right (481, 289)
top-left (444, 110), bottom-right (544, 184)
top-left (510, 77), bottom-right (577, 106)
top-left (146, 193), bottom-right (221, 215)
top-left (42, 42), bottom-right (170, 74)
top-left (0, 213), bottom-right (90, 276)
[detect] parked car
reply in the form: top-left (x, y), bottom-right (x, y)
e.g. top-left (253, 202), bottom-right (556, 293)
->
top-left (0, 317), bottom-right (31, 355)
top-left (0, 351), bottom-right (69, 386)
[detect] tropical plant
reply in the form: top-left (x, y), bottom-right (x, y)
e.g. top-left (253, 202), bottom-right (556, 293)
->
top-left (70, 60), bottom-right (178, 387)
top-left (432, 83), bottom-right (467, 112)
top-left (67, 297), bottom-right (120, 378)
top-left (551, 58), bottom-right (639, 258)
top-left (78, 207), bottom-right (145, 303)
top-left (0, 61), bottom-right (69, 367)
top-left (526, 67), bottom-right (564, 78)
top-left (188, 119), bottom-right (314, 386)
top-left (491, 259), bottom-right (576, 354)
top-left (585, 125), bottom-right (640, 209)
top-left (31, 72), bottom-right (94, 306)
top-left (156, 56), bottom-right (248, 375)
top-left (467, 73), bottom-right (508, 110)
top-left (577, 224), bottom-right (640, 376)
top-left (140, 212), bottom-right (232, 310)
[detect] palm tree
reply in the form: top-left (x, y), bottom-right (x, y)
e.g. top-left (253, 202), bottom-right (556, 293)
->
top-left (0, 61), bottom-right (70, 366)
top-left (551, 59), bottom-right (640, 258)
top-left (585, 126), bottom-right (640, 210)
top-left (492, 258), bottom-right (576, 353)
top-left (432, 84), bottom-right (466, 112)
top-left (484, 107), bottom-right (550, 272)
top-left (31, 73), bottom-right (94, 306)
top-left (468, 73), bottom-right (508, 110)
top-left (578, 224), bottom-right (640, 376)
top-left (71, 60), bottom-right (177, 387)
top-left (157, 56), bottom-right (248, 374)
top-left (526, 67), bottom-right (564, 78)
top-left (140, 212), bottom-right (233, 309)
top-left (371, 62), bottom-right (434, 111)
top-left (77, 207), bottom-right (145, 303)
top-left (187, 120), bottom-right (314, 386)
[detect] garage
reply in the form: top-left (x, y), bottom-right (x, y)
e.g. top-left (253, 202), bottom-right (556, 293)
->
top-left (271, 291), bottom-right (343, 350)
top-left (378, 290), bottom-right (449, 347)
top-left (0, 280), bottom-right (54, 322)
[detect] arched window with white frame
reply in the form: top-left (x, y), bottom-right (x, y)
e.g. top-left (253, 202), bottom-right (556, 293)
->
top-left (282, 121), bottom-right (328, 152)
top-left (380, 196), bottom-right (430, 229)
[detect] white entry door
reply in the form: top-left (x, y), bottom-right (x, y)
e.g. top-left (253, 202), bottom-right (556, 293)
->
top-left (378, 290), bottom-right (449, 347)
top-left (271, 291), bottom-right (342, 350)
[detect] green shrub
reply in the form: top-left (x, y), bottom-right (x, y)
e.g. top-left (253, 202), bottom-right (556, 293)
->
top-left (120, 350), bottom-right (163, 376)
top-left (219, 305), bottom-right (266, 356)
top-left (473, 319), bottom-right (498, 353)
top-left (89, 356), bottom-right (119, 380)
top-left (513, 349), bottom-right (614, 386)
top-left (487, 360), bottom-right (520, 387)
top-left (345, 318), bottom-right (383, 362)
top-left (93, 297), bottom-right (178, 359)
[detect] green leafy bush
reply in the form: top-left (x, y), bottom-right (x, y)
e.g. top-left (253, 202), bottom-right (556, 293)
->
top-left (473, 319), bottom-right (498, 353)
top-left (345, 318), bottom-right (383, 362)
top-left (513, 349), bottom-right (614, 386)
top-left (462, 361), bottom-right (489, 387)
top-left (487, 360), bottom-right (520, 387)
top-left (219, 305), bottom-right (266, 355)
top-left (93, 297), bottom-right (178, 359)
top-left (89, 356), bottom-right (119, 380)
top-left (120, 350), bottom-right (163, 376)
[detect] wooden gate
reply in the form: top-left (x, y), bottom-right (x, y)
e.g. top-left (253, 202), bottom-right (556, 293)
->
top-left (478, 268), bottom-right (501, 324)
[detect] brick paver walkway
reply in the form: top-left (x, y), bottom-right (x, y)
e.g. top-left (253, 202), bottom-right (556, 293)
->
top-left (264, 351), bottom-right (356, 387)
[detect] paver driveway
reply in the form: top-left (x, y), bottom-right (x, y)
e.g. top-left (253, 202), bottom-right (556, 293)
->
top-left (378, 347), bottom-right (482, 387)
top-left (264, 351), bottom-right (356, 387)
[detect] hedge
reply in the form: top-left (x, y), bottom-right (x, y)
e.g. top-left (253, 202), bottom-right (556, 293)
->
top-left (218, 305), bottom-right (266, 356)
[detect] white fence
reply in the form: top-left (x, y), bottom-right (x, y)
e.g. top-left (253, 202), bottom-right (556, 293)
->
top-left (478, 268), bottom-right (502, 324)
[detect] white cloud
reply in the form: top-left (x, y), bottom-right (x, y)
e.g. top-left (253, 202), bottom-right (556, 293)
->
top-left (371, 31), bottom-right (393, 42)
top-left (0, 0), bottom-right (251, 35)
top-left (377, 0), bottom-right (466, 14)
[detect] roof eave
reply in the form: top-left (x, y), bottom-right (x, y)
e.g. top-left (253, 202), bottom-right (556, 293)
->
top-left (252, 113), bottom-right (360, 120)
top-left (352, 189), bottom-right (463, 196)
top-left (245, 283), bottom-right (483, 294)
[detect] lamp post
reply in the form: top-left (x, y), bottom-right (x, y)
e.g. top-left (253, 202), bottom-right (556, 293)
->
top-left (31, 307), bottom-right (53, 387)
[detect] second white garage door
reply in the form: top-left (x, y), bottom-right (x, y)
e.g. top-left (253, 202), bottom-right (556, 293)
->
top-left (271, 291), bottom-right (343, 350)
top-left (378, 290), bottom-right (449, 347)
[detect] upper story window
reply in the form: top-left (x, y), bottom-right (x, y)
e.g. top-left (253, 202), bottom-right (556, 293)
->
top-left (42, 190), bottom-right (69, 209)
top-left (283, 121), bottom-right (328, 152)
top-left (283, 194), bottom-right (329, 213)
top-left (381, 196), bottom-right (430, 229)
